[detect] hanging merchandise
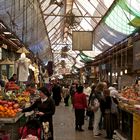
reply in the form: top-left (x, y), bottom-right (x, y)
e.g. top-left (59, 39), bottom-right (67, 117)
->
top-left (17, 56), bottom-right (31, 82)
top-left (33, 63), bottom-right (39, 84)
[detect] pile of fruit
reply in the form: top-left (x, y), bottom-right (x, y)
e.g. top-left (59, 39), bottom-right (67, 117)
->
top-left (121, 87), bottom-right (138, 100)
top-left (15, 93), bottom-right (30, 107)
top-left (0, 100), bottom-right (20, 118)
top-left (5, 81), bottom-right (20, 91)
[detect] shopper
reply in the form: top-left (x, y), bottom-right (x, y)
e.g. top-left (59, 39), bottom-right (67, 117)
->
top-left (87, 84), bottom-right (96, 130)
top-left (104, 89), bottom-right (119, 139)
top-left (21, 86), bottom-right (55, 140)
top-left (52, 81), bottom-right (62, 106)
top-left (83, 82), bottom-right (92, 101)
top-left (69, 83), bottom-right (77, 106)
top-left (73, 85), bottom-right (87, 131)
top-left (63, 84), bottom-right (70, 106)
top-left (9, 73), bottom-right (17, 83)
top-left (93, 82), bottom-right (106, 136)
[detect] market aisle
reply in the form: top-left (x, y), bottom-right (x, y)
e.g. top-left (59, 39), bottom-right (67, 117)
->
top-left (53, 102), bottom-right (106, 140)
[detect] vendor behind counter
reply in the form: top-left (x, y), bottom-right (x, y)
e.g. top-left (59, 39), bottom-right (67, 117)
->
top-left (25, 83), bottom-right (40, 103)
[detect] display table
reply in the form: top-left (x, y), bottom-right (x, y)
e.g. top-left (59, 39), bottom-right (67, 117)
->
top-left (133, 113), bottom-right (140, 140)
top-left (0, 113), bottom-right (24, 140)
top-left (118, 105), bottom-right (140, 140)
top-left (118, 107), bottom-right (133, 140)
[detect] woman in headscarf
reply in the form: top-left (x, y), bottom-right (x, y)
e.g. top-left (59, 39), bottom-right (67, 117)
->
top-left (21, 86), bottom-right (55, 140)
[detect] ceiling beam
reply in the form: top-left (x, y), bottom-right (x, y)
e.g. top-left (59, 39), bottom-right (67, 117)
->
top-left (43, 13), bottom-right (102, 18)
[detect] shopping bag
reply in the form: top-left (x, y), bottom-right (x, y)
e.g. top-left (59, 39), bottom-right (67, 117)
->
top-left (42, 122), bottom-right (52, 140)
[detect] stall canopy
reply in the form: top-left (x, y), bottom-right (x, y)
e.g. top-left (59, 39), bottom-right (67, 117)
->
top-left (0, 0), bottom-right (140, 74)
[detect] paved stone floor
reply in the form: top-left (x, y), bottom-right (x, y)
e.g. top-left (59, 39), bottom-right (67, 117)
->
top-left (53, 102), bottom-right (106, 140)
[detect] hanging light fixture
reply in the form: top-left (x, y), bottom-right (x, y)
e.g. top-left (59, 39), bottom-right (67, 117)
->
top-left (112, 72), bottom-right (115, 77)
top-left (124, 37), bottom-right (132, 74)
top-left (124, 69), bottom-right (127, 74)
top-left (112, 47), bottom-right (115, 76)
top-left (115, 47), bottom-right (118, 77)
top-left (120, 70), bottom-right (123, 76)
top-left (120, 44), bottom-right (123, 76)
top-left (124, 45), bottom-right (128, 74)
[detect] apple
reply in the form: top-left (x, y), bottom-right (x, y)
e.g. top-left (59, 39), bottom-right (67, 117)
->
top-left (3, 104), bottom-right (8, 107)
top-left (1, 100), bottom-right (7, 104)
top-left (7, 102), bottom-right (13, 106)
top-left (13, 103), bottom-right (19, 109)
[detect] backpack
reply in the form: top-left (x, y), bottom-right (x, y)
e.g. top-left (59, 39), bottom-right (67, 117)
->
top-left (111, 97), bottom-right (118, 114)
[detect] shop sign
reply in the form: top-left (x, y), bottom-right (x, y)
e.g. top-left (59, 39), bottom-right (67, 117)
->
top-left (133, 40), bottom-right (140, 70)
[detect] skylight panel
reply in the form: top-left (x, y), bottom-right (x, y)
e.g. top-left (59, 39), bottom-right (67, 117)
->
top-left (103, 0), bottom-right (115, 8)
top-left (101, 38), bottom-right (113, 46)
top-left (80, 18), bottom-right (93, 31)
top-left (105, 3), bottom-right (136, 35)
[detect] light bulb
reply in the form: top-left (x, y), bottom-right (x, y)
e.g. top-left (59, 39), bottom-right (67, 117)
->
top-left (108, 72), bottom-right (110, 76)
top-left (112, 72), bottom-right (114, 76)
top-left (115, 72), bottom-right (118, 76)
top-left (124, 69), bottom-right (127, 74)
top-left (120, 71), bottom-right (123, 76)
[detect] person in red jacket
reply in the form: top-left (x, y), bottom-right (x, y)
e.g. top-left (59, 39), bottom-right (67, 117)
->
top-left (73, 85), bottom-right (87, 131)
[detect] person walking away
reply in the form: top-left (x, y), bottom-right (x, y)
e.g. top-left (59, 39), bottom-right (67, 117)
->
top-left (52, 81), bottom-right (62, 106)
top-left (9, 74), bottom-right (17, 83)
top-left (83, 82), bottom-right (91, 103)
top-left (87, 84), bottom-right (96, 130)
top-left (21, 87), bottom-right (55, 140)
top-left (73, 85), bottom-right (87, 131)
top-left (69, 83), bottom-right (77, 106)
top-left (63, 84), bottom-right (70, 106)
top-left (93, 82), bottom-right (106, 137)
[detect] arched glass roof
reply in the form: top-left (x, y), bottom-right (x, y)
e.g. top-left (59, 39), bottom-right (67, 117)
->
top-left (0, 0), bottom-right (140, 74)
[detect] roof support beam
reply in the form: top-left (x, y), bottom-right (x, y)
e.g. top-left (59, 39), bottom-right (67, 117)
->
top-left (43, 14), bottom-right (102, 18)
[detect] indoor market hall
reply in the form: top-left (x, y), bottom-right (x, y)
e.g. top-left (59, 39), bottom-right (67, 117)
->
top-left (53, 102), bottom-right (106, 140)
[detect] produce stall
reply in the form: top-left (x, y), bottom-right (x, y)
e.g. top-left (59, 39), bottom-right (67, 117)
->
top-left (0, 82), bottom-right (34, 140)
top-left (0, 113), bottom-right (24, 140)
top-left (116, 87), bottom-right (140, 140)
